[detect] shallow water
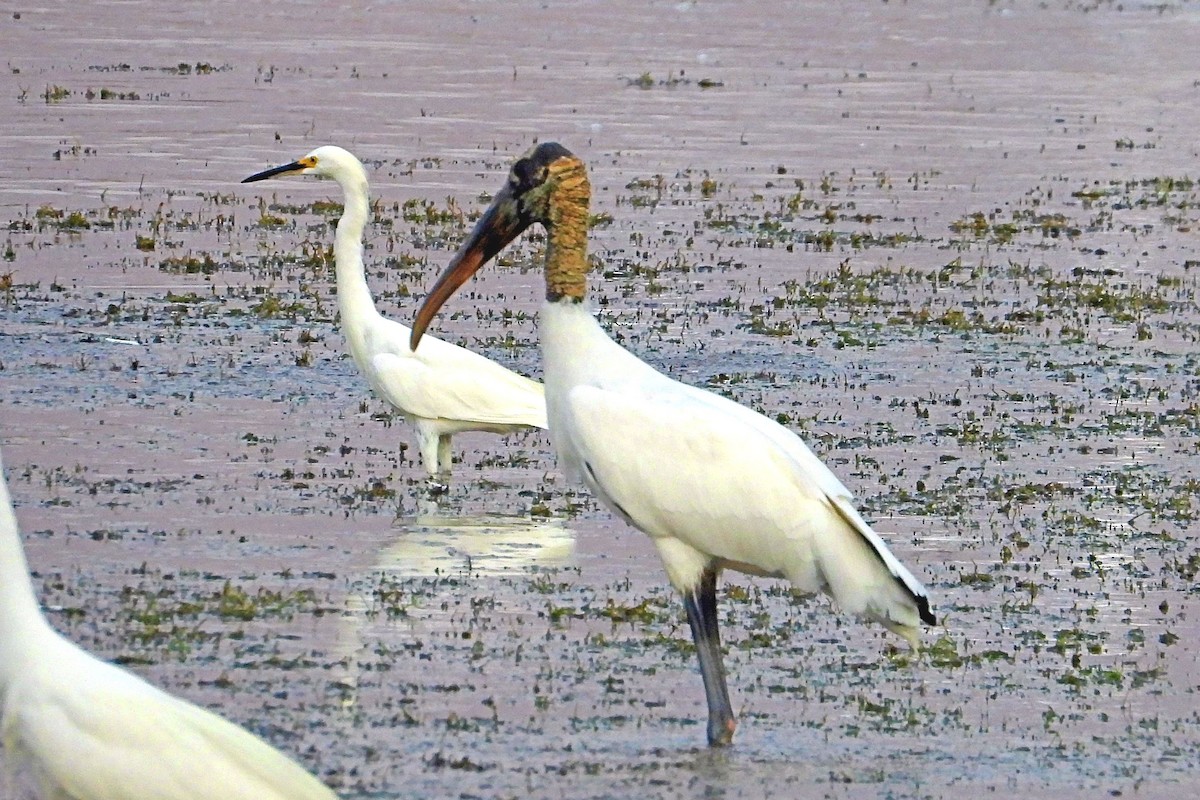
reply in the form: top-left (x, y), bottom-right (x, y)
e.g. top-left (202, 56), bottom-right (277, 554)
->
top-left (3, 1), bottom-right (1200, 798)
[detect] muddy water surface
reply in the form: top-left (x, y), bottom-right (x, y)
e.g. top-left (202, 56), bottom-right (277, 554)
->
top-left (2, 1), bottom-right (1200, 798)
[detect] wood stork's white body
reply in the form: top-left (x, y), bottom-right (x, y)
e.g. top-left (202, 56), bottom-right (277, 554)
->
top-left (244, 146), bottom-right (547, 478)
top-left (411, 141), bottom-right (935, 746)
top-left (540, 300), bottom-right (928, 643)
top-left (0, 454), bottom-right (337, 800)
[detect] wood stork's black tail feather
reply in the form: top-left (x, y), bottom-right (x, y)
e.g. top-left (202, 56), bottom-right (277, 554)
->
top-left (888, 573), bottom-right (936, 626)
top-left (915, 592), bottom-right (936, 626)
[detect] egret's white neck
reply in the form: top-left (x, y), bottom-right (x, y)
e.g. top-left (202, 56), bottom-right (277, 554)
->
top-left (0, 475), bottom-right (53, 686)
top-left (332, 171), bottom-right (380, 332)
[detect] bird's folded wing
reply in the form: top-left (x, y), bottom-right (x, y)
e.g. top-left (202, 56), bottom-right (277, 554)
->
top-left (562, 383), bottom-right (930, 618)
top-left (670, 382), bottom-right (934, 598)
top-left (826, 492), bottom-right (929, 598)
top-left (561, 384), bottom-right (827, 546)
top-left (372, 352), bottom-right (546, 426)
top-left (676, 381), bottom-right (856, 502)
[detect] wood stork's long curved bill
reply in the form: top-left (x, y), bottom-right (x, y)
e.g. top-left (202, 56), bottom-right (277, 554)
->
top-left (412, 181), bottom-right (526, 351)
top-left (413, 142), bottom-right (936, 748)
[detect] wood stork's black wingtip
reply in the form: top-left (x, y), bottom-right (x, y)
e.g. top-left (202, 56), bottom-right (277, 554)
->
top-left (917, 594), bottom-right (936, 626)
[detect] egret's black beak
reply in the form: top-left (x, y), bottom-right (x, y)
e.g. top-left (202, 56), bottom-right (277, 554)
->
top-left (411, 181), bottom-right (529, 350)
top-left (241, 160), bottom-right (307, 183)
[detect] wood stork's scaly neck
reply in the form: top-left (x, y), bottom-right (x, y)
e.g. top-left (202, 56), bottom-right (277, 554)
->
top-left (332, 166), bottom-right (379, 328)
top-left (0, 471), bottom-right (53, 685)
top-left (544, 160), bottom-right (592, 303)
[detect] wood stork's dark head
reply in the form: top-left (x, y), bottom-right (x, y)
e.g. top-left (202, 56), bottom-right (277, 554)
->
top-left (411, 142), bottom-right (590, 350)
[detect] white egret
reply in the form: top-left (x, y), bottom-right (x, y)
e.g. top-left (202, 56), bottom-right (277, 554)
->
top-left (242, 146), bottom-right (547, 480)
top-left (0, 451), bottom-right (338, 798)
top-left (410, 143), bottom-right (937, 746)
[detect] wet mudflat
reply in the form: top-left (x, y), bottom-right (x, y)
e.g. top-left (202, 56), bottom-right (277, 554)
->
top-left (2, 1), bottom-right (1200, 797)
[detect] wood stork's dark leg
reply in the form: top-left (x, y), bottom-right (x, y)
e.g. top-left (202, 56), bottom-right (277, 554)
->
top-left (682, 566), bottom-right (735, 746)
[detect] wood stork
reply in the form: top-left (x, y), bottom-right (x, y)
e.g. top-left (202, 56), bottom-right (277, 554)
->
top-left (0, 450), bottom-right (339, 798)
top-left (409, 142), bottom-right (937, 746)
top-left (242, 146), bottom-right (547, 481)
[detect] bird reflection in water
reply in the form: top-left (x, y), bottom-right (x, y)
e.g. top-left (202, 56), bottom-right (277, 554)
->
top-left (332, 501), bottom-right (575, 708)
top-left (381, 499), bottom-right (575, 578)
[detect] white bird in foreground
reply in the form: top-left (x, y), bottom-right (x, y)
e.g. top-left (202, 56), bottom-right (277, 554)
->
top-left (410, 142), bottom-right (937, 747)
top-left (0, 451), bottom-right (338, 799)
top-left (242, 146), bottom-right (547, 480)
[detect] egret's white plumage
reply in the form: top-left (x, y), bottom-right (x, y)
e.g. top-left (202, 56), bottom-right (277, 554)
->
top-left (411, 142), bottom-right (936, 746)
top-left (242, 146), bottom-right (547, 478)
top-left (0, 451), bottom-right (337, 799)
